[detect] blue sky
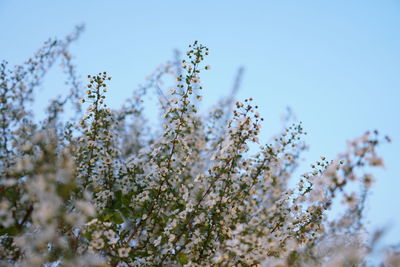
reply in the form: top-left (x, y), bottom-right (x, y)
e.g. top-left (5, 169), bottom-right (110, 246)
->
top-left (1, 0), bottom-right (399, 248)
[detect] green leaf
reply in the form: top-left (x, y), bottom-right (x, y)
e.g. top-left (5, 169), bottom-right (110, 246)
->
top-left (0, 226), bottom-right (18, 236)
top-left (110, 211), bottom-right (124, 224)
top-left (56, 182), bottom-right (76, 200)
top-left (122, 192), bottom-right (133, 206)
top-left (119, 207), bottom-right (131, 218)
top-left (177, 252), bottom-right (189, 265)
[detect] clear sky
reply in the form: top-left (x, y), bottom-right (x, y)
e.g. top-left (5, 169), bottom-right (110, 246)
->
top-left (1, 0), bottom-right (399, 248)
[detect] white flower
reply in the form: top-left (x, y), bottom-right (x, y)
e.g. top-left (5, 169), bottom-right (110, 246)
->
top-left (21, 141), bottom-right (32, 152)
top-left (191, 76), bottom-right (200, 84)
top-left (91, 238), bottom-right (105, 249)
top-left (103, 222), bottom-right (112, 227)
top-left (118, 247), bottom-right (131, 257)
top-left (366, 156), bottom-right (384, 167)
top-left (362, 174), bottom-right (375, 189)
top-left (86, 218), bottom-right (98, 226)
top-left (76, 200), bottom-right (96, 216)
top-left (104, 229), bottom-right (119, 245)
top-left (153, 236), bottom-right (162, 246)
top-left (342, 192), bottom-right (358, 209)
top-left (92, 231), bottom-right (102, 239)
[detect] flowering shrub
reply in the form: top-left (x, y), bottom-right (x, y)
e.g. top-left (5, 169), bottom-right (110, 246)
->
top-left (0, 28), bottom-right (399, 266)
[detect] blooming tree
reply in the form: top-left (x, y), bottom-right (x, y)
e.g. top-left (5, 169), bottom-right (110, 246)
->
top-left (0, 28), bottom-right (399, 266)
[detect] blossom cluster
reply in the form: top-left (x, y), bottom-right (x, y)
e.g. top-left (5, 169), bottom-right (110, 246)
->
top-left (0, 30), bottom-right (398, 267)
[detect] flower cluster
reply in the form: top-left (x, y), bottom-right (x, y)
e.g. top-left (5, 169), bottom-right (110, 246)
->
top-left (0, 30), bottom-right (397, 267)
